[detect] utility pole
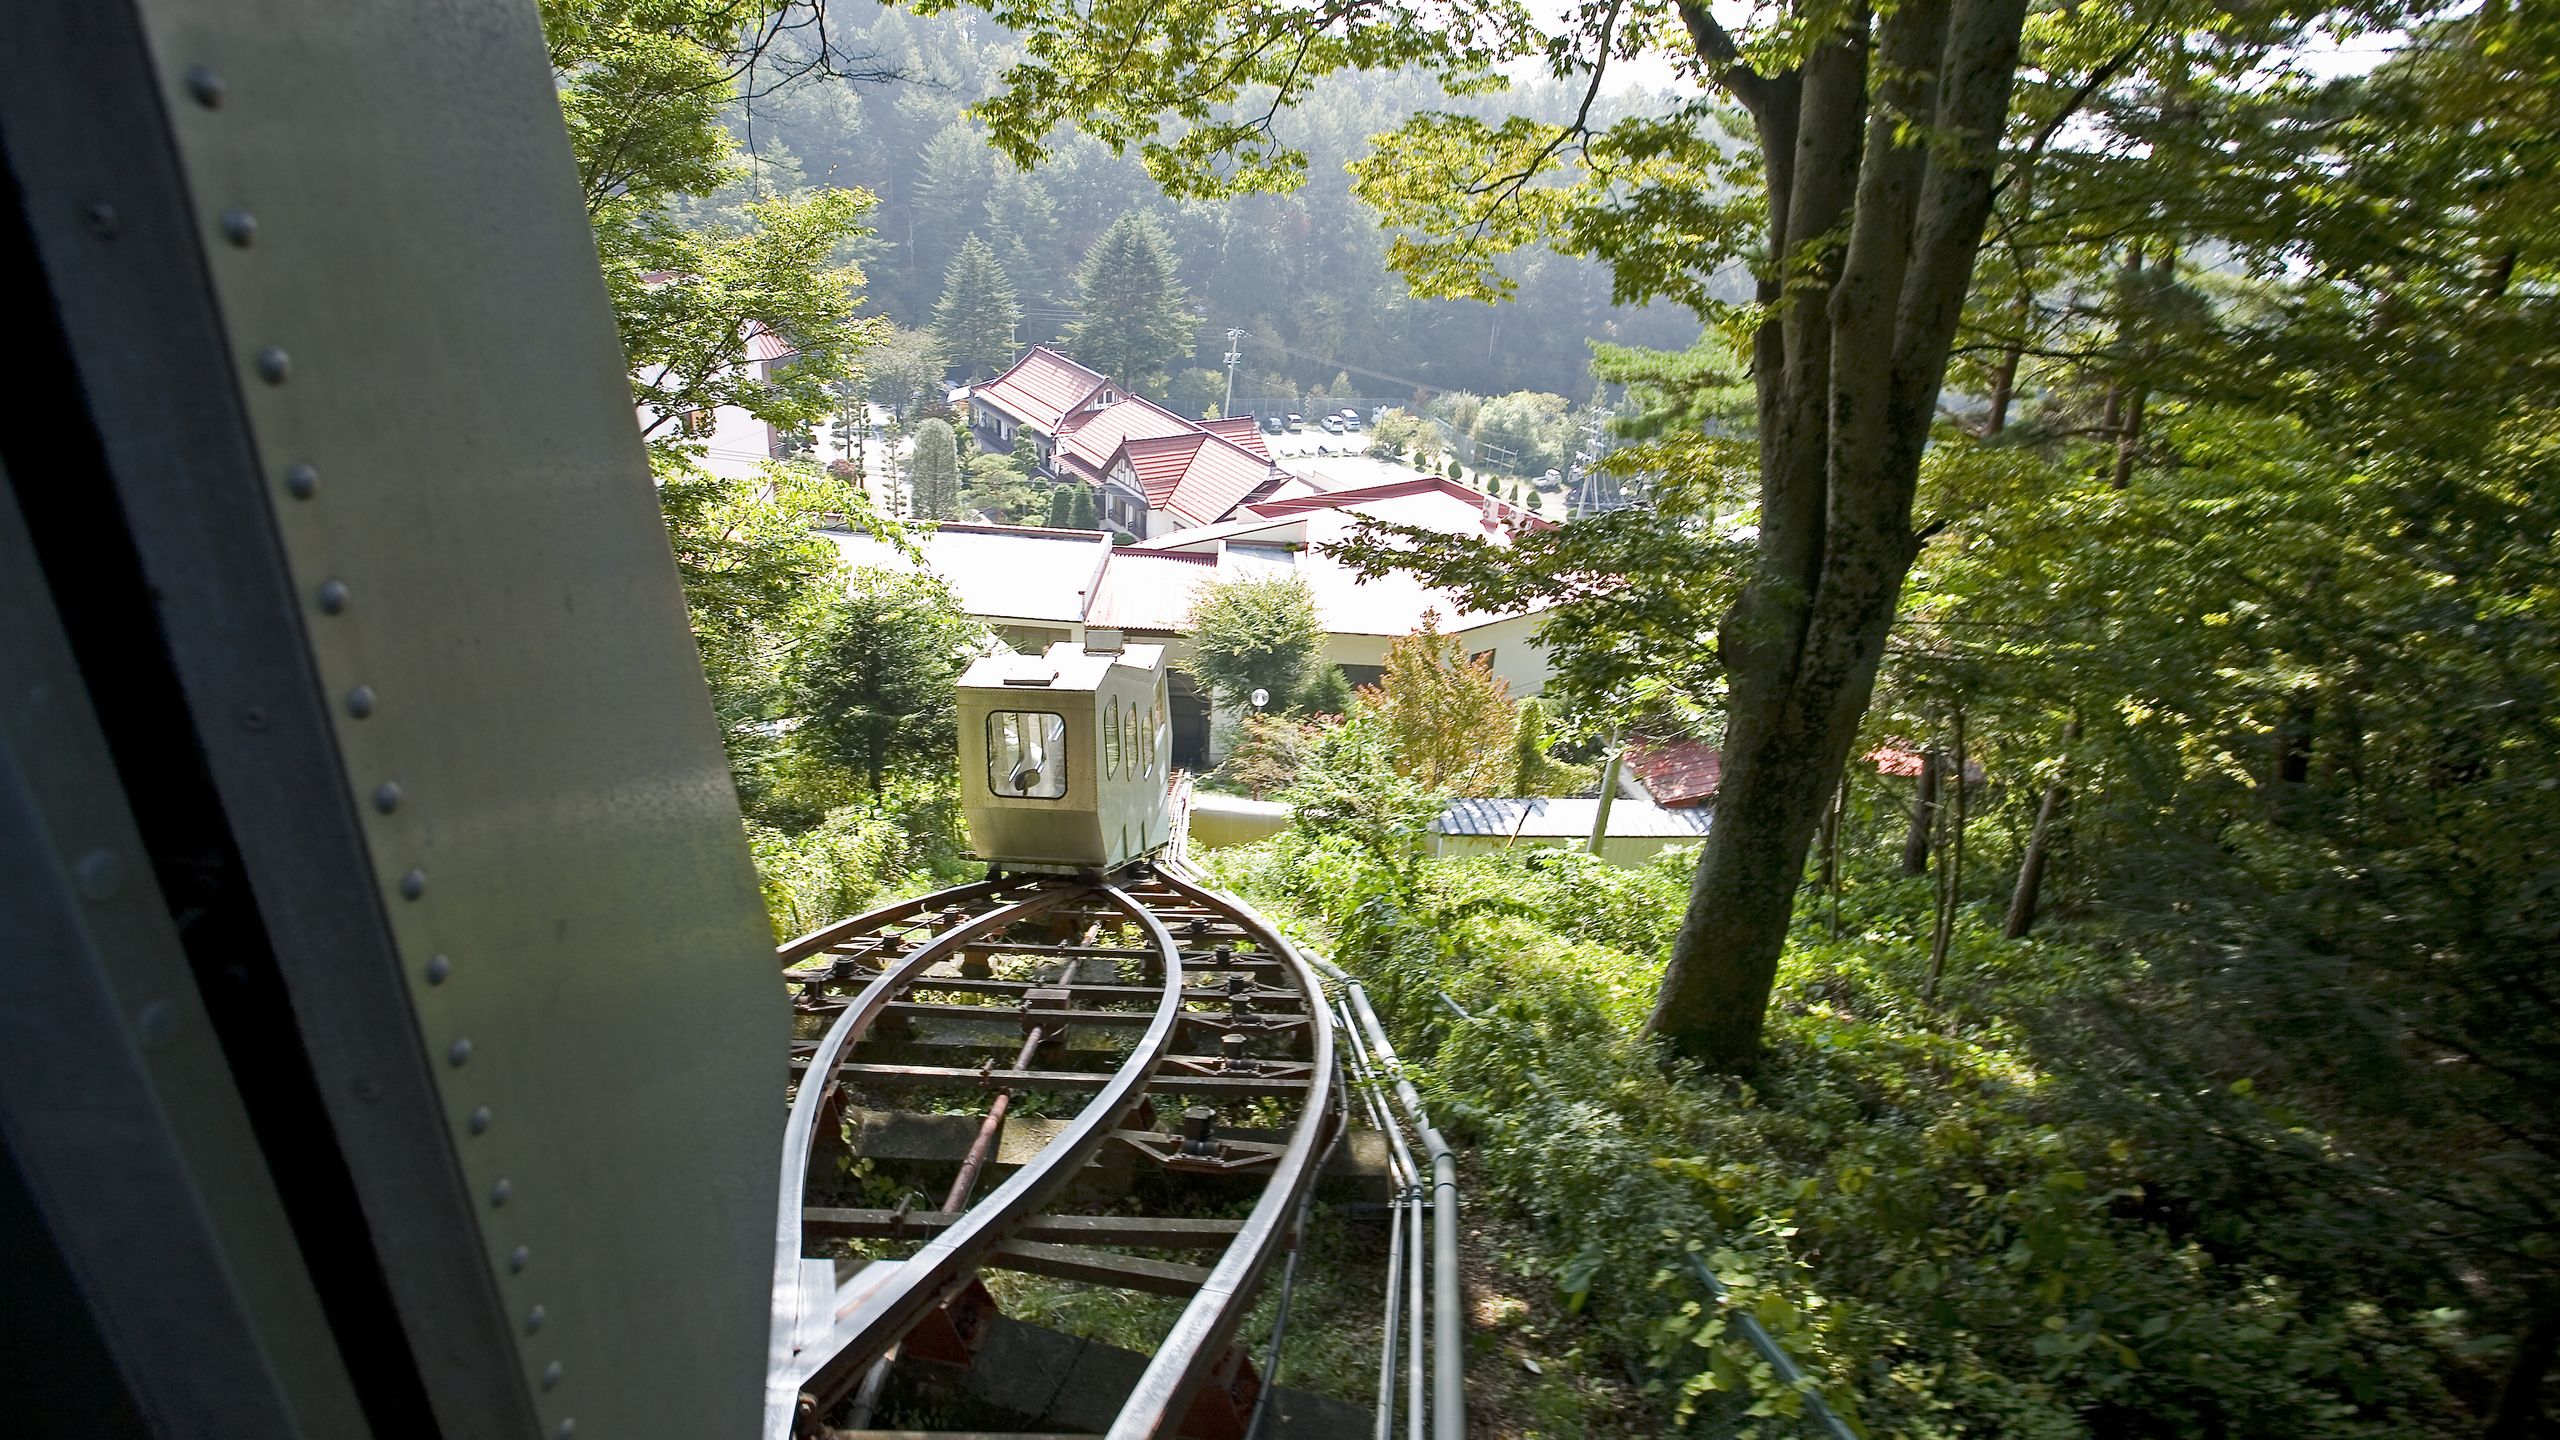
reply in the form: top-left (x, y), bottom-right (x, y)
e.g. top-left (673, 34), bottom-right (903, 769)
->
top-left (1221, 328), bottom-right (1244, 418)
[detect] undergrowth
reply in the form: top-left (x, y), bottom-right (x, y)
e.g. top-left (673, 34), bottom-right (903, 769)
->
top-left (1203, 833), bottom-right (2471, 1438)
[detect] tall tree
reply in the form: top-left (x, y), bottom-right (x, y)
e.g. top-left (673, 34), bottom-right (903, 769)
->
top-left (909, 118), bottom-right (992, 275)
top-left (981, 166), bottom-right (1064, 305)
top-left (1063, 213), bottom-right (1199, 392)
top-left (932, 233), bottom-right (1021, 380)
top-left (908, 417), bottom-right (960, 520)
top-left (797, 569), bottom-right (985, 796)
top-left (1183, 573), bottom-right (1322, 715)
top-left (547, 0), bottom-right (882, 463)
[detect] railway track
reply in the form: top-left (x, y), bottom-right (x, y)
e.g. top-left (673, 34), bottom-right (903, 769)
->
top-left (763, 864), bottom-right (1339, 1439)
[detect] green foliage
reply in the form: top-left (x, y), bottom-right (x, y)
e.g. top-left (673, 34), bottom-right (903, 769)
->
top-left (1368, 613), bottom-right (1515, 795)
top-left (795, 568), bottom-right (985, 796)
top-left (1471, 390), bottom-right (1574, 476)
top-left (960, 452), bottom-right (1038, 521)
top-left (1366, 407), bottom-right (1435, 463)
top-left (1296, 663), bottom-right (1354, 718)
top-left (1182, 572), bottom-right (1322, 714)
top-left (1062, 213), bottom-right (1199, 392)
top-left (861, 324), bottom-right (947, 419)
top-left (1209, 839), bottom-right (2477, 1438)
top-left (932, 233), bottom-right (1021, 380)
top-left (907, 417), bottom-right (961, 520)
top-left (1215, 712), bottom-right (1322, 801)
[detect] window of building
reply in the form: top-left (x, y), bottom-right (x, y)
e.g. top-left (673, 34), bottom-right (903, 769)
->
top-left (1104, 698), bottom-right (1121, 778)
top-left (986, 711), bottom-right (1068, 799)
top-left (1471, 648), bottom-right (1497, 668)
top-left (1142, 705), bottom-right (1158, 779)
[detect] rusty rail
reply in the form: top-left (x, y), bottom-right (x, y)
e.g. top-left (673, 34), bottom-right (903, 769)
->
top-left (763, 865), bottom-right (1340, 1437)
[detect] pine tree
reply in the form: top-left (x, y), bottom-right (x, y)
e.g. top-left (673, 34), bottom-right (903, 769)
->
top-left (982, 167), bottom-right (1062, 305)
top-left (909, 120), bottom-right (992, 275)
top-left (933, 234), bottom-right (1021, 381)
top-left (1069, 485), bottom-right (1099, 531)
top-left (1044, 485), bottom-right (1074, 528)
top-left (1063, 213), bottom-right (1199, 392)
top-left (908, 418), bottom-right (960, 521)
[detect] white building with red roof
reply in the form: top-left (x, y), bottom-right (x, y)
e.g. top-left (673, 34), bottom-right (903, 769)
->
top-left (821, 471), bottom-right (1552, 766)
top-left (966, 346), bottom-right (1285, 538)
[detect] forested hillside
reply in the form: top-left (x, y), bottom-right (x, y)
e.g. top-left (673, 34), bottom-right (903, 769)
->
top-left (730, 8), bottom-right (1704, 408)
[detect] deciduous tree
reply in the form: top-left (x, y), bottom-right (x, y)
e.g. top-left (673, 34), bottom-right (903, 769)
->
top-left (1184, 572), bottom-right (1321, 715)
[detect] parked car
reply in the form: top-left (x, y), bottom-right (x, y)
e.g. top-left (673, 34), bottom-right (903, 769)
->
top-left (1260, 415), bottom-right (1284, 434)
top-left (1337, 409), bottom-right (1363, 428)
top-left (1285, 413), bottom-right (1305, 431)
top-left (1320, 416), bottom-right (1344, 433)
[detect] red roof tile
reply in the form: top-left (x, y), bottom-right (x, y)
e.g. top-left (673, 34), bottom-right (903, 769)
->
top-left (1201, 416), bottom-right (1272, 462)
top-left (1161, 435), bottom-right (1275, 528)
top-left (1627, 738), bottom-right (1722, 807)
top-left (1121, 433), bottom-right (1211, 507)
top-left (973, 346), bottom-right (1109, 433)
top-left (1054, 396), bottom-right (1198, 483)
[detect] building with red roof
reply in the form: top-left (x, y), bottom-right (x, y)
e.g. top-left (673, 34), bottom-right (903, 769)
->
top-left (964, 346), bottom-right (1284, 537)
top-left (821, 470), bottom-right (1554, 767)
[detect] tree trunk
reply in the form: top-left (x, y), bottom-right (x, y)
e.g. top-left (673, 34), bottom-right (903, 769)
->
top-left (2003, 717), bottom-right (2078, 939)
top-left (2485, 1286), bottom-right (2558, 1440)
top-left (1901, 748), bottom-right (1941, 873)
top-left (1826, 774), bottom-right (1848, 940)
top-left (1649, 0), bottom-right (2031, 1067)
top-left (1925, 706), bottom-right (1967, 1004)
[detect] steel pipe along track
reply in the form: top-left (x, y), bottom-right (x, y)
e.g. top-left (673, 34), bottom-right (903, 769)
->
top-left (763, 866), bottom-right (1338, 1438)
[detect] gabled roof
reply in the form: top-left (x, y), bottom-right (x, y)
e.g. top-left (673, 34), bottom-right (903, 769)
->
top-left (1626, 738), bottom-right (1723, 808)
top-left (1121, 433), bottom-right (1212, 507)
top-left (1201, 416), bottom-right (1273, 462)
top-left (1161, 434), bottom-right (1276, 528)
top-left (972, 346), bottom-right (1110, 433)
top-left (1054, 396), bottom-right (1198, 483)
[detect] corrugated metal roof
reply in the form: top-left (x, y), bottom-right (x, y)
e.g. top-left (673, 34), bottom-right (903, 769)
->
top-left (1084, 549), bottom-right (1216, 631)
top-left (821, 523), bottom-right (1109, 625)
top-left (973, 346), bottom-right (1108, 433)
top-left (1431, 798), bottom-right (1712, 839)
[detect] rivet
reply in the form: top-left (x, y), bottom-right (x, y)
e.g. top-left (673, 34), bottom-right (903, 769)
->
top-left (424, 953), bottom-right (452, 985)
top-left (220, 209), bottom-right (256, 246)
top-left (185, 64), bottom-right (225, 108)
top-left (447, 1036), bottom-right (472, 1067)
top-left (400, 868), bottom-right (426, 900)
top-left (84, 203), bottom-right (121, 239)
top-left (316, 578), bottom-right (349, 614)
top-left (469, 1105), bottom-right (491, 1135)
top-left (135, 1000), bottom-right (180, 1050)
top-left (373, 781), bottom-right (401, 813)
top-left (255, 345), bottom-right (290, 384)
top-left (540, 1362), bottom-right (562, 1391)
top-left (490, 1178), bottom-right (511, 1208)
top-left (74, 849), bottom-right (125, 900)
top-left (284, 463), bottom-right (318, 499)
top-left (525, 1304), bottom-right (546, 1334)
top-left (344, 685), bottom-right (375, 718)
top-left (510, 1244), bottom-right (530, 1273)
